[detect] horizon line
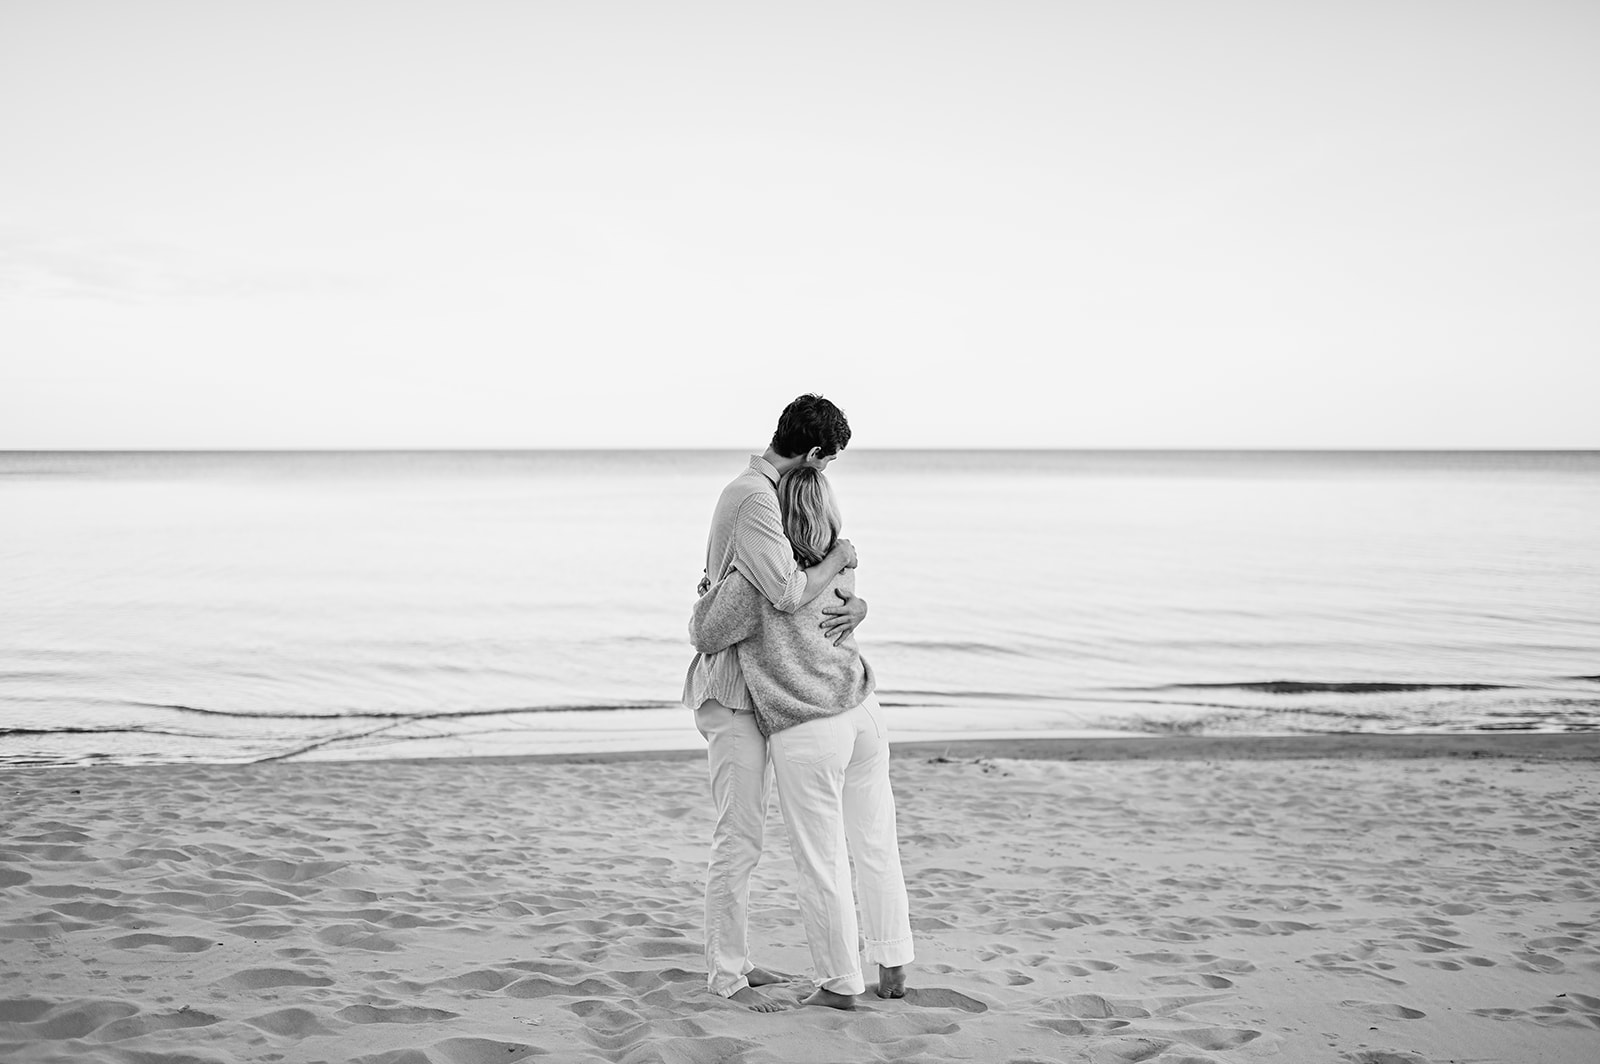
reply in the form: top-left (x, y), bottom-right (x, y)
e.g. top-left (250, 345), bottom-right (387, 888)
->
top-left (4, 446), bottom-right (1598, 455)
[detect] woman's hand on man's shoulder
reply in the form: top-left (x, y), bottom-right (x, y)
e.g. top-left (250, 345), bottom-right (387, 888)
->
top-left (832, 538), bottom-right (858, 569)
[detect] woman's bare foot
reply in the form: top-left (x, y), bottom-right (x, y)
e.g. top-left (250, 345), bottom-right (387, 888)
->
top-left (730, 986), bottom-right (787, 1013)
top-left (875, 964), bottom-right (907, 998)
top-left (801, 987), bottom-right (856, 1010)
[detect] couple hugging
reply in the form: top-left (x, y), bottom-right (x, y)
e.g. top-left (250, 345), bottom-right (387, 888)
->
top-left (682, 393), bottom-right (913, 1012)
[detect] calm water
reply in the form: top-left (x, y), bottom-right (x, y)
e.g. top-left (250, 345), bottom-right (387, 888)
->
top-left (3, 450), bottom-right (1598, 767)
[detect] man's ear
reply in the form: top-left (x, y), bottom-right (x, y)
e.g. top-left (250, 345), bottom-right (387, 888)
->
top-left (806, 446), bottom-right (823, 463)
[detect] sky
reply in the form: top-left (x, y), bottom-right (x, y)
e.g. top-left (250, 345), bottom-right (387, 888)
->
top-left (2, 1), bottom-right (1596, 449)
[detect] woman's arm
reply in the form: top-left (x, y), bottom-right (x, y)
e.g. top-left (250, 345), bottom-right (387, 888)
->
top-left (688, 570), bottom-right (762, 654)
top-left (732, 493), bottom-right (855, 612)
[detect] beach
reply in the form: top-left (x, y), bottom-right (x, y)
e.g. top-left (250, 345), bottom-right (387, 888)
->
top-left (3, 735), bottom-right (1597, 1063)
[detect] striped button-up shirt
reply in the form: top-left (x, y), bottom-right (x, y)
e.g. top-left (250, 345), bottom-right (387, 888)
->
top-left (682, 456), bottom-right (806, 712)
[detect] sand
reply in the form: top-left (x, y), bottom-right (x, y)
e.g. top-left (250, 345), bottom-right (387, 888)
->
top-left (2, 736), bottom-right (1597, 1063)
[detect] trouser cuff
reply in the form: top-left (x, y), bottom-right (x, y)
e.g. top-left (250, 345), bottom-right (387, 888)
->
top-left (820, 968), bottom-right (865, 996)
top-left (709, 974), bottom-right (750, 998)
top-left (862, 936), bottom-right (915, 968)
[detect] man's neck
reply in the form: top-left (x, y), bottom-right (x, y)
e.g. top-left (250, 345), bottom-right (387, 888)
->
top-left (761, 447), bottom-right (806, 476)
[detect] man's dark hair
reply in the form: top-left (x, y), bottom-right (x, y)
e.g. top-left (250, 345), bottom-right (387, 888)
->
top-left (771, 394), bottom-right (851, 458)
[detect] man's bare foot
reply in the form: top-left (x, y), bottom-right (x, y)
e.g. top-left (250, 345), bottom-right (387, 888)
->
top-left (801, 988), bottom-right (856, 1010)
top-left (730, 986), bottom-right (787, 1013)
top-left (746, 967), bottom-right (784, 988)
top-left (875, 964), bottom-right (907, 999)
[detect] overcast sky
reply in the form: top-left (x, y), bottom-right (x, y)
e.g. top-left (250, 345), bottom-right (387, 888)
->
top-left (2, 1), bottom-right (1596, 449)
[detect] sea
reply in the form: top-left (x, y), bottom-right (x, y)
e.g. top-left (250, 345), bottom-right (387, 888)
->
top-left (2, 450), bottom-right (1597, 768)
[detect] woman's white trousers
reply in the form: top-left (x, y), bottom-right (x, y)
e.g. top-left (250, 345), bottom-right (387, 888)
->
top-left (767, 693), bottom-right (914, 995)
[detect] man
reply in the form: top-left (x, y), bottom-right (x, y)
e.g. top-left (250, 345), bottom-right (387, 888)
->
top-left (683, 394), bottom-right (867, 1010)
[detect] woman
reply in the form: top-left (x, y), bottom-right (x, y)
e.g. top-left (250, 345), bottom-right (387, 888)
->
top-left (690, 467), bottom-right (913, 1010)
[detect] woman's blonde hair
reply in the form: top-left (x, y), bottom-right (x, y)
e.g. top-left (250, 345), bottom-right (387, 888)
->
top-left (777, 467), bottom-right (841, 568)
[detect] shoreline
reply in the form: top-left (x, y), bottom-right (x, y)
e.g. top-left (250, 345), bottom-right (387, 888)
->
top-left (419, 730), bottom-right (1600, 769)
top-left (554, 730), bottom-right (1600, 767)
top-left (4, 730), bottom-right (1598, 775)
top-left (894, 730), bottom-right (1600, 761)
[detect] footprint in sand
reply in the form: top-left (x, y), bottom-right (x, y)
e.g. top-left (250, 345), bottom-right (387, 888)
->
top-left (335, 1004), bottom-right (459, 1024)
top-left (1054, 993), bottom-right (1151, 1019)
top-left (504, 974), bottom-right (614, 998)
top-left (1512, 951), bottom-right (1566, 973)
top-left (126, 847), bottom-right (190, 863)
top-left (330, 888), bottom-right (381, 904)
top-left (607, 967), bottom-right (698, 993)
top-left (1565, 992), bottom-right (1600, 1013)
top-left (1150, 973), bottom-right (1234, 989)
top-left (1396, 933), bottom-right (1466, 953)
top-left (1340, 999), bottom-right (1426, 1020)
top-left (1472, 1006), bottom-right (1528, 1021)
top-left (13, 1000), bottom-right (140, 1041)
top-left (91, 1006), bottom-right (222, 1042)
top-left (1129, 951), bottom-right (1204, 966)
top-left (1099, 1035), bottom-right (1174, 1062)
top-left (1031, 1017), bottom-right (1131, 1036)
top-left (508, 959), bottom-right (594, 979)
top-left (421, 968), bottom-right (519, 993)
top-left (222, 968), bottom-right (335, 990)
top-left (1168, 1026), bottom-right (1262, 1050)
top-left (841, 1013), bottom-right (963, 1044)
top-left (51, 901), bottom-right (137, 921)
top-left (108, 933), bottom-right (215, 953)
top-left (0, 999), bottom-right (54, 1023)
top-left (566, 998), bottom-right (644, 1024)
top-left (26, 883), bottom-right (112, 902)
top-left (350, 1037), bottom-right (538, 1064)
top-left (226, 922), bottom-right (298, 940)
top-left (633, 938), bottom-right (699, 958)
top-left (1060, 957), bottom-right (1120, 976)
top-left (895, 987), bottom-right (989, 1013)
top-left (231, 858), bottom-right (347, 883)
top-left (243, 1007), bottom-right (341, 1037)
top-left (314, 924), bottom-right (402, 952)
top-left (1525, 1003), bottom-right (1599, 1029)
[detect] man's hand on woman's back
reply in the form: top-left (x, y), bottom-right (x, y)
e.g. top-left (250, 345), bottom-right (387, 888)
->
top-left (820, 588), bottom-right (868, 646)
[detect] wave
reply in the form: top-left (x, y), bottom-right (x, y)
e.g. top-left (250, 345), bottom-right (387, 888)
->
top-left (873, 641), bottom-right (1031, 657)
top-left (879, 689), bottom-right (1057, 703)
top-left (878, 689), bottom-right (1273, 714)
top-left (1128, 681), bottom-right (1518, 695)
top-left (133, 700), bottom-right (684, 720)
top-left (0, 725), bottom-right (190, 738)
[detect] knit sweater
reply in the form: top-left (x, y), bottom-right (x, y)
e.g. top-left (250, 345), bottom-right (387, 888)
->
top-left (689, 567), bottom-right (876, 738)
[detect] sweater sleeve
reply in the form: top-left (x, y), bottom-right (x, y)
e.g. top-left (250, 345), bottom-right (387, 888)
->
top-left (689, 571), bottom-right (761, 654)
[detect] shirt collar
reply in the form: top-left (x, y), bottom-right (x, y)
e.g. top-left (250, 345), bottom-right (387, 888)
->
top-left (749, 454), bottom-right (780, 486)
